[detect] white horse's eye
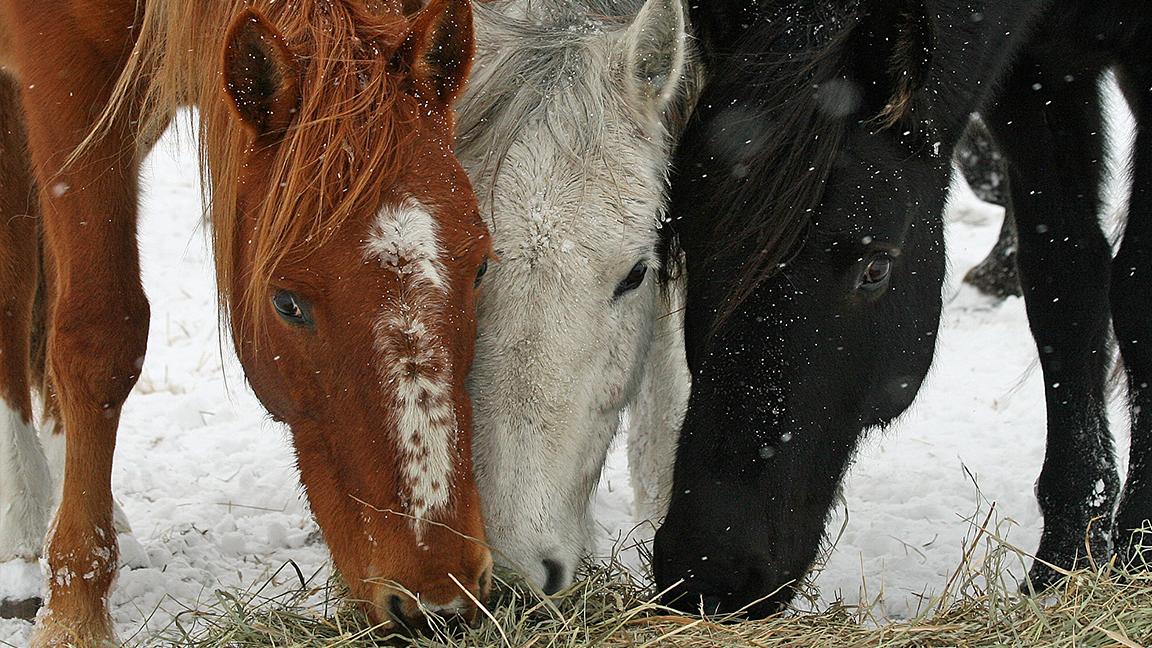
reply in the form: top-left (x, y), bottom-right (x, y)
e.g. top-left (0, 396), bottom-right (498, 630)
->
top-left (613, 261), bottom-right (648, 299)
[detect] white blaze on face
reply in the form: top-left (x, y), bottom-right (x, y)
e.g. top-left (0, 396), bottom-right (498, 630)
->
top-left (365, 199), bottom-right (457, 524)
top-left (365, 198), bottom-right (448, 289)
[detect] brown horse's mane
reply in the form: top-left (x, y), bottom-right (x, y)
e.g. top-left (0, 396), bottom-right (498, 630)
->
top-left (92, 0), bottom-right (423, 330)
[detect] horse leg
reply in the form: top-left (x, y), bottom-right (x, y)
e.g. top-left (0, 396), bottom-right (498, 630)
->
top-left (956, 115), bottom-right (1010, 205)
top-left (34, 270), bottom-right (137, 566)
top-left (36, 316), bottom-right (135, 544)
top-left (6, 12), bottom-right (148, 648)
top-left (28, 127), bottom-right (147, 646)
top-left (957, 116), bottom-right (1022, 299)
top-left (1113, 57), bottom-right (1152, 568)
top-left (627, 282), bottom-right (690, 525)
top-left (962, 200), bottom-right (1021, 300)
top-left (0, 70), bottom-right (53, 621)
top-left (986, 60), bottom-right (1118, 589)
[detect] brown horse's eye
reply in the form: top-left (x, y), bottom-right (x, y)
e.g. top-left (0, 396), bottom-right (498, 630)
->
top-left (272, 290), bottom-right (312, 326)
top-left (474, 259), bottom-right (488, 288)
top-left (858, 254), bottom-right (893, 291)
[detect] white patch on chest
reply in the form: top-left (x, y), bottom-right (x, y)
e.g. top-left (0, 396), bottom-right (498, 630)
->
top-left (365, 200), bottom-right (457, 526)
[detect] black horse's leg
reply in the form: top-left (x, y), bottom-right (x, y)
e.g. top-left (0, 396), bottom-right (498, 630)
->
top-left (957, 116), bottom-right (1010, 206)
top-left (958, 117), bottom-right (1022, 299)
top-left (962, 198), bottom-right (1020, 299)
top-left (1113, 57), bottom-right (1152, 568)
top-left (986, 59), bottom-right (1119, 589)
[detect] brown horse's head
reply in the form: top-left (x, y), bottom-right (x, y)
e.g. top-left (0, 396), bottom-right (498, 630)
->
top-left (216, 0), bottom-right (490, 630)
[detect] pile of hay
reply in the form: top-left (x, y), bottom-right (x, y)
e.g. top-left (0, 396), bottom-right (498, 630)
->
top-left (146, 524), bottom-right (1152, 648)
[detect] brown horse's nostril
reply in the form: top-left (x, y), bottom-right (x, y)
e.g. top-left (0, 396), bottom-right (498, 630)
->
top-left (386, 594), bottom-right (423, 634)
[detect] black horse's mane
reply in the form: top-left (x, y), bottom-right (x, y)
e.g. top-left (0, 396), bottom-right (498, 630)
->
top-left (662, 2), bottom-right (884, 320)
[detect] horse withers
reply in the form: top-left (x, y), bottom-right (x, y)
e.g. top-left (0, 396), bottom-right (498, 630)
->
top-left (655, 0), bottom-right (1152, 617)
top-left (0, 0), bottom-right (491, 643)
top-left (456, 0), bottom-right (695, 594)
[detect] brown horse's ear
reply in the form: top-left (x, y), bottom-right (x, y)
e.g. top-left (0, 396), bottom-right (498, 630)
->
top-left (400, 0), bottom-right (425, 14)
top-left (223, 9), bottom-right (300, 137)
top-left (395, 0), bottom-right (475, 105)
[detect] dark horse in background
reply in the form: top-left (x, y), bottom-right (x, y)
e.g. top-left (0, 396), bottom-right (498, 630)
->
top-left (656, 0), bottom-right (1151, 617)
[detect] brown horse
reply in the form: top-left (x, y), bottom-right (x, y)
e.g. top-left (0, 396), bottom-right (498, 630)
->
top-left (0, 0), bottom-right (492, 644)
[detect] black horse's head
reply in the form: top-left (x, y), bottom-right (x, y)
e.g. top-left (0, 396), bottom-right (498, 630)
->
top-left (654, 0), bottom-right (1001, 617)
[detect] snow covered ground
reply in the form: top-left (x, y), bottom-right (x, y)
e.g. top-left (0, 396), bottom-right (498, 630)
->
top-left (1, 98), bottom-right (1135, 645)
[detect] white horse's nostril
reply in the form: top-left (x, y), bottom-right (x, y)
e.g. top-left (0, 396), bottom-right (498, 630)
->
top-left (541, 558), bottom-right (566, 595)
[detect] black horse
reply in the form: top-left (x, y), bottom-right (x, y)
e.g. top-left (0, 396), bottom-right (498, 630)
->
top-left (655, 0), bottom-right (1151, 617)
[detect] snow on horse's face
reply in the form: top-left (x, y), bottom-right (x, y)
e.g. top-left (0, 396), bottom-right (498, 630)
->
top-left (456, 0), bottom-right (688, 592)
top-left (222, 3), bottom-right (491, 629)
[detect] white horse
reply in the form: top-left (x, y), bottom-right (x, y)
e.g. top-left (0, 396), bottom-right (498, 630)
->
top-left (457, 0), bottom-right (696, 593)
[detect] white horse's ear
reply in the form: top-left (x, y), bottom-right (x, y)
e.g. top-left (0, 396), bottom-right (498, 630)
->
top-left (621, 0), bottom-right (686, 111)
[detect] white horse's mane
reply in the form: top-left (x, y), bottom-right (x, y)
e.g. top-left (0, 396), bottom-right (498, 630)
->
top-left (458, 0), bottom-right (697, 217)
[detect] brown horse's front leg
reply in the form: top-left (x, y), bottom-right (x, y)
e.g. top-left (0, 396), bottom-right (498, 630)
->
top-left (3, 4), bottom-right (147, 645)
top-left (31, 128), bottom-right (147, 648)
top-left (31, 124), bottom-right (148, 648)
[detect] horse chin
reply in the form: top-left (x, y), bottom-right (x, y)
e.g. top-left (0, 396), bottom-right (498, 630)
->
top-left (652, 530), bottom-right (795, 620)
top-left (472, 398), bottom-right (619, 592)
top-left (657, 583), bottom-right (792, 620)
top-left (332, 560), bottom-right (486, 636)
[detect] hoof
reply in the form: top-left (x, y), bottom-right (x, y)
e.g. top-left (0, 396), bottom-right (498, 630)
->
top-left (1113, 520), bottom-right (1152, 572)
top-left (962, 259), bottom-right (1021, 300)
top-left (0, 595), bottom-right (41, 620)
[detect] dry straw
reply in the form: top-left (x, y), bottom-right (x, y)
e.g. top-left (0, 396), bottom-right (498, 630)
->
top-left (138, 513), bottom-right (1152, 648)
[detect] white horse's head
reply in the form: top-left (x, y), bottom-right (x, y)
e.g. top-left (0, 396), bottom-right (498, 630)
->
top-left (457, 0), bottom-right (693, 592)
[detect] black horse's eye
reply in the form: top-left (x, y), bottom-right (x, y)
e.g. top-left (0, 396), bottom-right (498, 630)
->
top-left (858, 254), bottom-right (893, 290)
top-left (614, 261), bottom-right (648, 298)
top-left (474, 259), bottom-right (488, 288)
top-left (272, 291), bottom-right (311, 326)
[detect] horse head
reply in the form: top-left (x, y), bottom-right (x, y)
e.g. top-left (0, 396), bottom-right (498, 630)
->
top-left (456, 0), bottom-right (693, 592)
top-left (219, 0), bottom-right (492, 629)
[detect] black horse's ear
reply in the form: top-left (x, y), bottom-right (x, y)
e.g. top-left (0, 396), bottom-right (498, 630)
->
top-left (223, 9), bottom-right (300, 138)
top-left (855, 0), bottom-right (934, 128)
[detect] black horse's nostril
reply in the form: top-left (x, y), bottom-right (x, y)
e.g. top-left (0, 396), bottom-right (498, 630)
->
top-left (698, 594), bottom-right (727, 617)
top-left (542, 558), bottom-right (565, 595)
